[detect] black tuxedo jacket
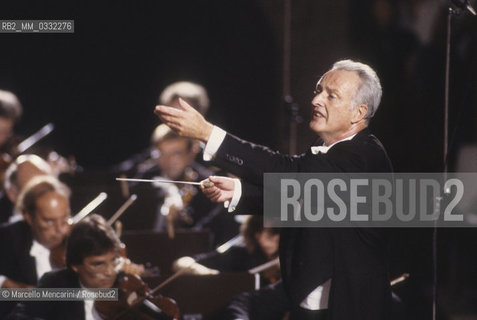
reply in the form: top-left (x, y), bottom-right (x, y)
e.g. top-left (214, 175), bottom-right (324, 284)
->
top-left (211, 128), bottom-right (393, 320)
top-left (0, 221), bottom-right (38, 318)
top-left (8, 268), bottom-right (85, 320)
top-left (0, 220), bottom-right (38, 285)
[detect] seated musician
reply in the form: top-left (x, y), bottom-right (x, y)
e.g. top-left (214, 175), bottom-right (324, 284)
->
top-left (9, 214), bottom-right (177, 320)
top-left (174, 215), bottom-right (280, 280)
top-left (0, 175), bottom-right (71, 317)
top-left (8, 214), bottom-right (120, 320)
top-left (123, 124), bottom-right (239, 245)
top-left (1, 154), bottom-right (54, 223)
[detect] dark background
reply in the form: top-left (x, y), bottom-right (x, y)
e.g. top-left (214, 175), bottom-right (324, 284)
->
top-left (1, 0), bottom-right (477, 319)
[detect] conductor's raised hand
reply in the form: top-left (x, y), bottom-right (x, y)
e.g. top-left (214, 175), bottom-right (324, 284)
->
top-left (200, 176), bottom-right (236, 203)
top-left (154, 97), bottom-right (214, 142)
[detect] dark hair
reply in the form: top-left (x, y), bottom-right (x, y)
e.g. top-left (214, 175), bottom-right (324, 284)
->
top-left (240, 216), bottom-right (280, 255)
top-left (66, 214), bottom-right (121, 267)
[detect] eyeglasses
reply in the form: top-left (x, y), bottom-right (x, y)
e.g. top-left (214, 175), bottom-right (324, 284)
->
top-left (84, 256), bottom-right (122, 273)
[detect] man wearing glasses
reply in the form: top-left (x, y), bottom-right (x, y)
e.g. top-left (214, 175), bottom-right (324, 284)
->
top-left (0, 175), bottom-right (71, 318)
top-left (8, 214), bottom-right (122, 320)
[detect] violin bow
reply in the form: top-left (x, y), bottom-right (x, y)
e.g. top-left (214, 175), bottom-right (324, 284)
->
top-left (68, 192), bottom-right (108, 225)
top-left (390, 273), bottom-right (410, 286)
top-left (107, 194), bottom-right (137, 226)
top-left (248, 257), bottom-right (280, 275)
top-left (17, 123), bottom-right (55, 153)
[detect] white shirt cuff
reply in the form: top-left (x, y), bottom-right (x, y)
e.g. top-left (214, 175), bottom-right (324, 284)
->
top-left (203, 126), bottom-right (226, 161)
top-left (300, 278), bottom-right (332, 310)
top-left (0, 275), bottom-right (7, 287)
top-left (224, 179), bottom-right (242, 212)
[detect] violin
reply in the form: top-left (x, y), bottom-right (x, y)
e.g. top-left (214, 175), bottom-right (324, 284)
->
top-left (94, 273), bottom-right (180, 320)
top-left (163, 167), bottom-right (200, 239)
top-left (262, 261), bottom-right (281, 284)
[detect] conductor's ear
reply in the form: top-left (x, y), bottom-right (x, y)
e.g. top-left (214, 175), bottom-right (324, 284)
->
top-left (352, 104), bottom-right (368, 123)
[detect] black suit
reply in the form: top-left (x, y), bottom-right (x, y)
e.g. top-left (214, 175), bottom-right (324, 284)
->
top-left (210, 128), bottom-right (393, 320)
top-left (8, 268), bottom-right (85, 320)
top-left (0, 191), bottom-right (14, 224)
top-left (0, 221), bottom-right (38, 318)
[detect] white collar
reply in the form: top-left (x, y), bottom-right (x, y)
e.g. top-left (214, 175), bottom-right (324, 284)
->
top-left (310, 133), bottom-right (357, 155)
top-left (29, 240), bottom-right (50, 257)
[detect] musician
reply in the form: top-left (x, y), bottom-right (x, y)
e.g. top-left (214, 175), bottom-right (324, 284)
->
top-left (0, 175), bottom-right (71, 317)
top-left (155, 60), bottom-right (393, 319)
top-left (174, 215), bottom-right (279, 278)
top-left (124, 124), bottom-right (238, 245)
top-left (0, 154), bottom-right (54, 223)
top-left (8, 214), bottom-right (121, 320)
top-left (9, 214), bottom-right (176, 320)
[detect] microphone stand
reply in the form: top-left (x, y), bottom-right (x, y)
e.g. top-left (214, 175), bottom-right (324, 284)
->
top-left (434, 2), bottom-right (474, 319)
top-left (283, 0), bottom-right (302, 155)
top-left (433, 7), bottom-right (456, 320)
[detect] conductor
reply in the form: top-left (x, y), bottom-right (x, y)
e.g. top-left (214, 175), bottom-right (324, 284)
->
top-left (155, 59), bottom-right (393, 320)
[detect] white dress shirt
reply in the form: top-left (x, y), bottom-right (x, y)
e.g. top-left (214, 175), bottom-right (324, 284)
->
top-left (80, 283), bottom-right (104, 320)
top-left (29, 240), bottom-right (52, 281)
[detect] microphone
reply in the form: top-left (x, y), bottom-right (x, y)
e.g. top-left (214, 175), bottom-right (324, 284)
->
top-left (451, 0), bottom-right (476, 15)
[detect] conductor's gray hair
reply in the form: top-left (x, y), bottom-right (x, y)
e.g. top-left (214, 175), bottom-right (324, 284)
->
top-left (331, 60), bottom-right (382, 119)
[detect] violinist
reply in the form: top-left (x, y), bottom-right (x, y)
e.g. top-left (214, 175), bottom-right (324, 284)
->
top-left (0, 175), bottom-right (71, 317)
top-left (9, 214), bottom-right (179, 320)
top-left (174, 215), bottom-right (280, 280)
top-left (124, 124), bottom-right (238, 245)
top-left (8, 214), bottom-right (120, 320)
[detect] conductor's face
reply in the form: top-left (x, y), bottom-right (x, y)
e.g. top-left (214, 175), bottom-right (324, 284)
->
top-left (310, 69), bottom-right (365, 145)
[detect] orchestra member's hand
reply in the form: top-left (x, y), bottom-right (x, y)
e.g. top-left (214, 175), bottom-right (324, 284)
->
top-left (118, 257), bottom-right (145, 277)
top-left (172, 256), bottom-right (219, 275)
top-left (154, 98), bottom-right (213, 142)
top-left (200, 176), bottom-right (236, 203)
